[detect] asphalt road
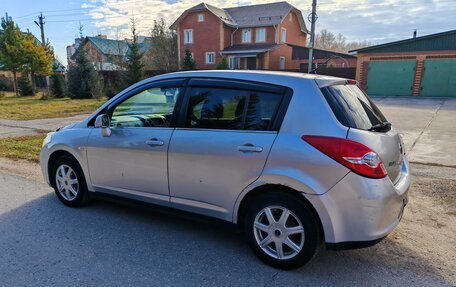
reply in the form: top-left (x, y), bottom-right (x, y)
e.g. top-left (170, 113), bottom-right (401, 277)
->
top-left (0, 171), bottom-right (453, 287)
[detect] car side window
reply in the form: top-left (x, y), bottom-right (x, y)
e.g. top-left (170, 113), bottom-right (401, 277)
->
top-left (111, 87), bottom-right (182, 128)
top-left (185, 87), bottom-right (283, 131)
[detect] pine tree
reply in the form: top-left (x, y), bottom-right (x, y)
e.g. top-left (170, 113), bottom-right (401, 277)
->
top-left (181, 49), bottom-right (196, 71)
top-left (124, 18), bottom-right (145, 86)
top-left (17, 73), bottom-right (33, 96)
top-left (50, 62), bottom-right (65, 98)
top-left (216, 57), bottom-right (229, 69)
top-left (0, 17), bottom-right (25, 95)
top-left (67, 41), bottom-right (102, 99)
top-left (50, 73), bottom-right (65, 98)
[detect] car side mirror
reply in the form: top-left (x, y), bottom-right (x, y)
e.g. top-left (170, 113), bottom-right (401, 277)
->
top-left (94, 114), bottom-right (112, 137)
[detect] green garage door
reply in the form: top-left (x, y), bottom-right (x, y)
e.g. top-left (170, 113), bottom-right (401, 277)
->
top-left (421, 59), bottom-right (456, 97)
top-left (366, 60), bottom-right (416, 96)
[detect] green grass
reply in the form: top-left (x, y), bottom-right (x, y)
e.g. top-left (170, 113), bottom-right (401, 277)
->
top-left (0, 132), bottom-right (47, 163)
top-left (0, 92), bottom-right (106, 120)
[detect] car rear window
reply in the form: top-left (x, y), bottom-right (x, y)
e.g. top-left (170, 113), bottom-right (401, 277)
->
top-left (321, 84), bottom-right (388, 131)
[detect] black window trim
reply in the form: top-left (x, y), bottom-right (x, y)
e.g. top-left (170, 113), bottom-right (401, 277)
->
top-left (176, 77), bottom-right (292, 132)
top-left (87, 78), bottom-right (188, 127)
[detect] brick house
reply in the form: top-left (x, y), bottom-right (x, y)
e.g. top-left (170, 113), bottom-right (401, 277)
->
top-left (170, 1), bottom-right (309, 70)
top-left (68, 35), bottom-right (152, 71)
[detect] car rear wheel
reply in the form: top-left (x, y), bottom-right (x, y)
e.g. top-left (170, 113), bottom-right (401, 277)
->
top-left (52, 155), bottom-right (89, 207)
top-left (244, 191), bottom-right (322, 269)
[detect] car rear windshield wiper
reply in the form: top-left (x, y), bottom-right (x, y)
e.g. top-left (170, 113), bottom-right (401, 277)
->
top-left (369, 121), bottom-right (391, 132)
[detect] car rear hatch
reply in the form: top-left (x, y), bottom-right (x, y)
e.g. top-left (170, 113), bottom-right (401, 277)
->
top-left (318, 79), bottom-right (404, 183)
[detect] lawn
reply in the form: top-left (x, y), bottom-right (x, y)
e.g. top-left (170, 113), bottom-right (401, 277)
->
top-left (0, 132), bottom-right (47, 163)
top-left (0, 92), bottom-right (106, 120)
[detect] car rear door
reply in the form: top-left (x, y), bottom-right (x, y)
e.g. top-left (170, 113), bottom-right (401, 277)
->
top-left (168, 78), bottom-right (289, 221)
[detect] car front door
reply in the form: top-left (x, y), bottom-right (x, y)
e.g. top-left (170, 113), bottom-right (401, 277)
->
top-left (168, 78), bottom-right (288, 220)
top-left (86, 79), bottom-right (185, 203)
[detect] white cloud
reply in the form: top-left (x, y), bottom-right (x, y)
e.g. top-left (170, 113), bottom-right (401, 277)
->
top-left (84, 0), bottom-right (456, 43)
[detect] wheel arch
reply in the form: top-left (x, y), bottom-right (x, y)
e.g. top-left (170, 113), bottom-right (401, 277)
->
top-left (48, 150), bottom-right (84, 189)
top-left (235, 184), bottom-right (325, 241)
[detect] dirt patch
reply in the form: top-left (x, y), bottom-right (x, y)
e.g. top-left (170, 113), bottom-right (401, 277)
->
top-left (0, 157), bottom-right (44, 182)
top-left (385, 163), bottom-right (456, 283)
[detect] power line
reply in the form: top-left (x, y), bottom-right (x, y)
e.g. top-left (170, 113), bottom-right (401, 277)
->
top-left (318, 0), bottom-right (455, 8)
top-left (13, 0), bottom-right (148, 20)
top-left (15, 7), bottom-right (91, 19)
top-left (14, 0), bottom-right (454, 22)
top-left (13, 0), bottom-right (455, 27)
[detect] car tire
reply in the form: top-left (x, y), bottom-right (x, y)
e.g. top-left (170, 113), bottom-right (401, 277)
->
top-left (244, 191), bottom-right (322, 270)
top-left (52, 155), bottom-right (90, 207)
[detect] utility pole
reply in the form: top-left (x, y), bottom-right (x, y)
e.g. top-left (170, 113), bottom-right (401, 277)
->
top-left (34, 13), bottom-right (46, 46)
top-left (307, 0), bottom-right (317, 73)
top-left (35, 13), bottom-right (49, 90)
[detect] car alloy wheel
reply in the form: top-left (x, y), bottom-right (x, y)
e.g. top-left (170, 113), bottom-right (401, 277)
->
top-left (55, 164), bottom-right (79, 201)
top-left (253, 206), bottom-right (305, 260)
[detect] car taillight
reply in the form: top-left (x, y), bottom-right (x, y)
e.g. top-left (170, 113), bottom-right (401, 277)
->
top-left (346, 79), bottom-right (358, 85)
top-left (302, 135), bottom-right (387, 179)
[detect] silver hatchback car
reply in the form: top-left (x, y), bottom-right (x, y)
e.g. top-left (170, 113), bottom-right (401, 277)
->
top-left (40, 71), bottom-right (410, 269)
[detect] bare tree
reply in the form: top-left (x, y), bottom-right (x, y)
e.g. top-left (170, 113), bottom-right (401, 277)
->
top-left (314, 29), bottom-right (371, 53)
top-left (145, 19), bottom-right (178, 71)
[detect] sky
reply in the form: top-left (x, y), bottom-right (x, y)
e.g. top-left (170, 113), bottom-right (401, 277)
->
top-left (1, 0), bottom-right (455, 66)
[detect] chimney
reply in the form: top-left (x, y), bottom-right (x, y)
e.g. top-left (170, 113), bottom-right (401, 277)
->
top-left (97, 34), bottom-right (107, 39)
top-left (413, 29), bottom-right (417, 38)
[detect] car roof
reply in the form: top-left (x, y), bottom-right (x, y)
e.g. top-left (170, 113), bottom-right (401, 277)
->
top-left (147, 70), bottom-right (347, 88)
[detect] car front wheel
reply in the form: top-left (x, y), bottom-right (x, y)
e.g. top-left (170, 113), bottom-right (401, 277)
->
top-left (52, 155), bottom-right (89, 207)
top-left (244, 191), bottom-right (322, 269)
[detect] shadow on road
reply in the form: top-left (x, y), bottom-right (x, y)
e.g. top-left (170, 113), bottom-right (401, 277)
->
top-left (0, 192), bottom-right (451, 286)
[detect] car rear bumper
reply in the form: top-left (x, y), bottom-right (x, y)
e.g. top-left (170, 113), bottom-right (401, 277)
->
top-left (305, 157), bottom-right (411, 244)
top-left (325, 236), bottom-right (387, 250)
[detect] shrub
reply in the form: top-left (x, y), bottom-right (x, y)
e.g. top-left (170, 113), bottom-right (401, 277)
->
top-left (0, 76), bottom-right (13, 91)
top-left (216, 57), bottom-right (229, 69)
top-left (17, 74), bottom-right (34, 96)
top-left (50, 73), bottom-right (66, 98)
top-left (181, 49), bottom-right (196, 71)
top-left (40, 90), bottom-right (50, 100)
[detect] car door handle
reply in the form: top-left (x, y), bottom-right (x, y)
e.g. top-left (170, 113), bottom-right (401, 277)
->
top-left (145, 139), bottom-right (164, 146)
top-left (238, 145), bottom-right (263, 152)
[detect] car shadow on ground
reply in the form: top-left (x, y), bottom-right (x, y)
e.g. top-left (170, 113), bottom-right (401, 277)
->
top-left (0, 192), bottom-right (451, 286)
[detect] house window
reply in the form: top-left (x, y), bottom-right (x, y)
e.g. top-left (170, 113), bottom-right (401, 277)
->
top-left (198, 14), bottom-right (204, 22)
top-left (289, 14), bottom-right (292, 22)
top-left (184, 29), bottom-right (193, 44)
top-left (281, 28), bottom-right (286, 43)
top-left (205, 52), bottom-right (215, 64)
top-left (229, 56), bottom-right (240, 69)
top-left (256, 28), bottom-right (266, 42)
top-left (242, 29), bottom-right (251, 43)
